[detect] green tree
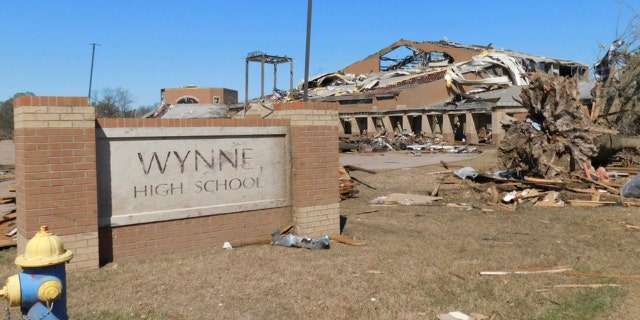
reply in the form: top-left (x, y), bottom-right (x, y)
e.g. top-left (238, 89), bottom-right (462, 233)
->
top-left (0, 92), bottom-right (35, 139)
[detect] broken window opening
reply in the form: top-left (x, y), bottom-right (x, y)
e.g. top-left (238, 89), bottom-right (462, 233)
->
top-left (429, 115), bottom-right (443, 134)
top-left (373, 117), bottom-right (385, 134)
top-left (340, 119), bottom-right (353, 135)
top-left (409, 115), bottom-right (422, 134)
top-left (356, 117), bottom-right (368, 135)
top-left (379, 46), bottom-right (454, 71)
top-left (389, 116), bottom-right (403, 134)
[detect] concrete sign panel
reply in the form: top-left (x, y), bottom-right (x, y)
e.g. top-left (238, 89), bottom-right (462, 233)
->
top-left (96, 126), bottom-right (290, 227)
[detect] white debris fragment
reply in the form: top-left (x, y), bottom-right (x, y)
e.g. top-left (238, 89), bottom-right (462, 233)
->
top-left (453, 167), bottom-right (478, 180)
top-left (503, 191), bottom-right (517, 202)
top-left (437, 311), bottom-right (471, 320)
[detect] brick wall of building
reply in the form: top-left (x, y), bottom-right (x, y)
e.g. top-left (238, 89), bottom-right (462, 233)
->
top-left (162, 87), bottom-right (238, 105)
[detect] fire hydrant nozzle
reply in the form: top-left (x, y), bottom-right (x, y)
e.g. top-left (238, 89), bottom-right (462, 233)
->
top-left (0, 275), bottom-right (21, 307)
top-left (38, 280), bottom-right (62, 303)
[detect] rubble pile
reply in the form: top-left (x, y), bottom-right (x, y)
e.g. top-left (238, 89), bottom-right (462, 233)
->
top-left (499, 35), bottom-right (640, 181)
top-left (339, 133), bottom-right (477, 153)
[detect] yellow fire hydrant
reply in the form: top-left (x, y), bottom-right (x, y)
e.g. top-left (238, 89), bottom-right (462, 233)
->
top-left (0, 226), bottom-right (73, 320)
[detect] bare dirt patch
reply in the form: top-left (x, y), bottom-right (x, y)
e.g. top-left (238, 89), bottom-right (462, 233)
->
top-left (1, 147), bottom-right (640, 319)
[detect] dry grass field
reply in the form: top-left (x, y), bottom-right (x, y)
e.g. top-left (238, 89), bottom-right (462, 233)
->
top-left (1, 148), bottom-right (640, 319)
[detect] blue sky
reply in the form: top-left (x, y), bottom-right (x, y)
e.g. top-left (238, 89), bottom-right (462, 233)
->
top-left (1, 0), bottom-right (637, 107)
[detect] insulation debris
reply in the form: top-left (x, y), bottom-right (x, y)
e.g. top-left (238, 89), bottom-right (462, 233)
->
top-left (271, 229), bottom-right (330, 250)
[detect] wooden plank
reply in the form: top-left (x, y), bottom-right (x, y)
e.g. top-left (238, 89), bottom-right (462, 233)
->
top-left (485, 201), bottom-right (515, 212)
top-left (329, 235), bottom-right (366, 246)
top-left (607, 167), bottom-right (640, 174)
top-left (350, 209), bottom-right (378, 215)
top-left (0, 197), bottom-right (15, 204)
top-left (565, 271), bottom-right (640, 280)
top-left (537, 284), bottom-right (620, 291)
top-left (524, 177), bottom-right (563, 184)
top-left (534, 200), bottom-right (565, 207)
top-left (0, 212), bottom-right (16, 220)
top-left (550, 284), bottom-right (620, 288)
top-left (623, 222), bottom-right (640, 231)
top-left (568, 187), bottom-right (598, 194)
top-left (0, 238), bottom-right (16, 248)
top-left (568, 200), bottom-right (616, 207)
top-left (480, 265), bottom-right (572, 275)
top-left (431, 180), bottom-right (442, 197)
top-left (572, 174), bottom-right (620, 194)
top-left (342, 165), bottom-right (377, 175)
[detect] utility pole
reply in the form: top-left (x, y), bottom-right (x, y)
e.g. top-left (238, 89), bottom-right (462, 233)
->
top-left (303, 0), bottom-right (312, 101)
top-left (88, 42), bottom-right (100, 102)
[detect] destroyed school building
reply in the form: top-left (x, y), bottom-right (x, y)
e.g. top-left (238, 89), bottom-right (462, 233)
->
top-left (146, 86), bottom-right (239, 119)
top-left (246, 39), bottom-right (591, 144)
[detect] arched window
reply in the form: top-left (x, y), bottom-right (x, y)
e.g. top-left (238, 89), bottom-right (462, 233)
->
top-left (176, 96), bottom-right (199, 104)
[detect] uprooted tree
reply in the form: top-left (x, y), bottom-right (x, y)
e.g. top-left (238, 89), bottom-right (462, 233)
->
top-left (498, 72), bottom-right (640, 179)
top-left (499, 25), bottom-right (640, 179)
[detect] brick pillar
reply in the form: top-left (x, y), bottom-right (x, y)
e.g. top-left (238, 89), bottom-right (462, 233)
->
top-left (442, 113), bottom-right (455, 142)
top-left (401, 115), bottom-right (411, 134)
top-left (382, 116), bottom-right (394, 137)
top-left (422, 114), bottom-right (433, 136)
top-left (14, 96), bottom-right (99, 270)
top-left (273, 101), bottom-right (340, 237)
top-left (366, 117), bottom-right (376, 136)
top-left (348, 118), bottom-right (360, 135)
top-left (465, 111), bottom-right (479, 144)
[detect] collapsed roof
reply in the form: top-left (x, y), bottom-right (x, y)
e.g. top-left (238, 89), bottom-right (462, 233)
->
top-left (269, 39), bottom-right (590, 107)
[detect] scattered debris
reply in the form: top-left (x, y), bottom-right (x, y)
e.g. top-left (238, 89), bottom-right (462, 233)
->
top-left (567, 200), bottom-right (615, 207)
top-left (271, 229), bottom-right (330, 250)
top-left (451, 162), bottom-right (640, 210)
top-left (340, 164), bottom-right (378, 201)
top-left (339, 133), bottom-right (480, 153)
top-left (565, 271), bottom-right (640, 280)
top-left (622, 222), bottom-right (640, 231)
top-left (370, 193), bottom-right (442, 205)
top-left (453, 167), bottom-right (478, 180)
top-left (349, 209), bottom-right (378, 216)
top-left (339, 166), bottom-right (360, 200)
top-left (621, 174), bottom-right (640, 198)
top-left (227, 225), bottom-right (293, 248)
top-left (446, 203), bottom-right (474, 210)
top-left (437, 311), bottom-right (488, 320)
top-left (479, 265), bottom-right (572, 276)
top-left (536, 283), bottom-right (621, 292)
top-left (0, 183), bottom-right (16, 248)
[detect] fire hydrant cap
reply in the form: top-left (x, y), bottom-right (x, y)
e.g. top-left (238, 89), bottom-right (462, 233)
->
top-left (15, 226), bottom-right (73, 267)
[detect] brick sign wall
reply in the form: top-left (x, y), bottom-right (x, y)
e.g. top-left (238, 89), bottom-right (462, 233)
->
top-left (13, 97), bottom-right (340, 270)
